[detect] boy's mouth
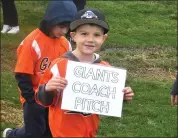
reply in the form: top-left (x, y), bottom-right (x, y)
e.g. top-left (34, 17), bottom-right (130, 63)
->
top-left (85, 45), bottom-right (95, 47)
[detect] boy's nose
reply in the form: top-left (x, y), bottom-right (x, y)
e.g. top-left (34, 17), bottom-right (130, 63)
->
top-left (87, 35), bottom-right (94, 42)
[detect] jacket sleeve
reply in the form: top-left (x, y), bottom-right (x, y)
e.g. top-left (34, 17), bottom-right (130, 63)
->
top-left (36, 84), bottom-right (55, 106)
top-left (15, 73), bottom-right (35, 104)
top-left (170, 73), bottom-right (178, 95)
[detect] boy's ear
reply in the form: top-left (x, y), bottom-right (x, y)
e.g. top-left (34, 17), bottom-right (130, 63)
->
top-left (70, 32), bottom-right (76, 41)
top-left (103, 34), bottom-right (108, 41)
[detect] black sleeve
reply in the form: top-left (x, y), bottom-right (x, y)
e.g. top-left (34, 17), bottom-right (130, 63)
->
top-left (15, 73), bottom-right (35, 104)
top-left (170, 73), bottom-right (178, 95)
top-left (37, 84), bottom-right (55, 106)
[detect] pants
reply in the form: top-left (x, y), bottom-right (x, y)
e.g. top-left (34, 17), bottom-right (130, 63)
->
top-left (73, 0), bottom-right (86, 11)
top-left (2, 0), bottom-right (18, 26)
top-left (8, 102), bottom-right (52, 138)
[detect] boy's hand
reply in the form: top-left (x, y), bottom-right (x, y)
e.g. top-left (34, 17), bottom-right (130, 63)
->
top-left (171, 95), bottom-right (178, 106)
top-left (45, 76), bottom-right (68, 92)
top-left (123, 87), bottom-right (134, 101)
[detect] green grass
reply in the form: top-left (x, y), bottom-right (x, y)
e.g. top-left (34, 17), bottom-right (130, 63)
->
top-left (1, 72), bottom-right (20, 107)
top-left (87, 1), bottom-right (177, 48)
top-left (97, 79), bottom-right (177, 137)
top-left (1, 1), bottom-right (177, 137)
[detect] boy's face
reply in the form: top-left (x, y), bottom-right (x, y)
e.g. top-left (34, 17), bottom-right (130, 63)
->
top-left (50, 23), bottom-right (70, 38)
top-left (70, 24), bottom-right (107, 55)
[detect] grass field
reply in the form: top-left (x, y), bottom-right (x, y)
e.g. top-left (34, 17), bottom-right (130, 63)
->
top-left (1, 1), bottom-right (177, 137)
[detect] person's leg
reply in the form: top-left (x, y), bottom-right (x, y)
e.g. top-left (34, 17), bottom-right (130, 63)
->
top-left (1, 0), bottom-right (12, 33)
top-left (23, 102), bottom-right (47, 138)
top-left (7, 0), bottom-right (20, 34)
top-left (2, 0), bottom-right (18, 26)
top-left (10, 0), bottom-right (18, 27)
top-left (73, 0), bottom-right (86, 11)
top-left (4, 102), bottom-right (47, 138)
top-left (42, 108), bottom-right (52, 138)
top-left (1, 0), bottom-right (19, 34)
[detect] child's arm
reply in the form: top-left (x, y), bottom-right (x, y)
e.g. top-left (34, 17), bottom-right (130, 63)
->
top-left (14, 39), bottom-right (39, 104)
top-left (15, 73), bottom-right (36, 104)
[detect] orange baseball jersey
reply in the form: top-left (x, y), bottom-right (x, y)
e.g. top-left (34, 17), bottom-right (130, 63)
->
top-left (15, 28), bottom-right (71, 104)
top-left (35, 52), bottom-right (110, 137)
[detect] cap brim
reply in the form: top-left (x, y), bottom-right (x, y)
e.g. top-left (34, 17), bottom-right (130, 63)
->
top-left (70, 19), bottom-right (109, 33)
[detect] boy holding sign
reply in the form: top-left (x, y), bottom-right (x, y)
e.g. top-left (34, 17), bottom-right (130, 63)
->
top-left (35, 8), bottom-right (134, 137)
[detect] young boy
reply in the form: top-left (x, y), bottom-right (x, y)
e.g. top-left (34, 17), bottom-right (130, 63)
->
top-left (2, 1), bottom-right (77, 138)
top-left (35, 8), bottom-right (134, 137)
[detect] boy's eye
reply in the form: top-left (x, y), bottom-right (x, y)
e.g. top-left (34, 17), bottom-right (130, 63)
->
top-left (81, 32), bottom-right (87, 35)
top-left (95, 33), bottom-right (101, 37)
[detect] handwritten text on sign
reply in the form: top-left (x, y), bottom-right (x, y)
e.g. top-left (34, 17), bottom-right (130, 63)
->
top-left (61, 61), bottom-right (127, 117)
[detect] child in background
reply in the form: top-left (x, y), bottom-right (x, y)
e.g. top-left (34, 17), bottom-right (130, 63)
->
top-left (3, 0), bottom-right (77, 138)
top-left (35, 8), bottom-right (134, 137)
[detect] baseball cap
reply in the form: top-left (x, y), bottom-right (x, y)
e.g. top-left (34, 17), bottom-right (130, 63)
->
top-left (70, 8), bottom-right (109, 34)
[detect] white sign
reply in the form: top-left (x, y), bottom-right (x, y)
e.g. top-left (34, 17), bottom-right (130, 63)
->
top-left (61, 60), bottom-right (127, 117)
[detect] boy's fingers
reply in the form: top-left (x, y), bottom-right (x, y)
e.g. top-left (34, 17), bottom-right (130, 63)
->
top-left (58, 83), bottom-right (67, 88)
top-left (123, 87), bottom-right (132, 92)
top-left (123, 88), bottom-right (134, 97)
top-left (51, 76), bottom-right (67, 84)
top-left (124, 93), bottom-right (134, 98)
top-left (59, 79), bottom-right (68, 84)
top-left (49, 84), bottom-right (66, 90)
top-left (125, 93), bottom-right (134, 97)
top-left (57, 76), bottom-right (68, 84)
